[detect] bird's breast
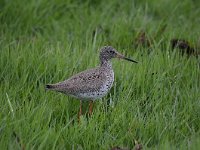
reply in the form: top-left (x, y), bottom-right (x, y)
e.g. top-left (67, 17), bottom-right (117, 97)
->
top-left (77, 69), bottom-right (114, 100)
top-left (98, 69), bottom-right (114, 96)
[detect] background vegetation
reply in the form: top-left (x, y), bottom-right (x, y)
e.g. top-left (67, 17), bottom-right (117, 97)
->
top-left (0, 0), bottom-right (200, 149)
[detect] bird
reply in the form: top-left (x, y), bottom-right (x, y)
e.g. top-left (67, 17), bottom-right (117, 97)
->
top-left (46, 46), bottom-right (137, 121)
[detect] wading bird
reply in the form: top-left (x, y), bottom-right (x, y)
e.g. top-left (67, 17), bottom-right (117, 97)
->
top-left (46, 46), bottom-right (137, 121)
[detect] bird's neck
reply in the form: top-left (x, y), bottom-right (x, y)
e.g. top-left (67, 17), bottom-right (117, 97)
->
top-left (100, 59), bottom-right (112, 69)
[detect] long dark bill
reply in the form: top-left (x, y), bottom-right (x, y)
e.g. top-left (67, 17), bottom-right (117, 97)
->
top-left (116, 52), bottom-right (138, 63)
top-left (123, 57), bottom-right (138, 63)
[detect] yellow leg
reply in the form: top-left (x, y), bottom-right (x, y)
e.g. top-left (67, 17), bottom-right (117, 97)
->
top-left (89, 101), bottom-right (93, 116)
top-left (78, 100), bottom-right (82, 123)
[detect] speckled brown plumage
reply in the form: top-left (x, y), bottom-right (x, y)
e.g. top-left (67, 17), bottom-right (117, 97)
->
top-left (46, 46), bottom-right (137, 120)
top-left (46, 66), bottom-right (114, 100)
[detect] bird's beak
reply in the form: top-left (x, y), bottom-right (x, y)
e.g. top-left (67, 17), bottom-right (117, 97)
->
top-left (116, 52), bottom-right (138, 63)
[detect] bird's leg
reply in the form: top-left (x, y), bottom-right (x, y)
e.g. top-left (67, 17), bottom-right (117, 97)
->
top-left (78, 100), bottom-right (82, 123)
top-left (89, 100), bottom-right (93, 116)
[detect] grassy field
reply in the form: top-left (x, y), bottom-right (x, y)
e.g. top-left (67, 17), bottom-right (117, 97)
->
top-left (0, 0), bottom-right (200, 149)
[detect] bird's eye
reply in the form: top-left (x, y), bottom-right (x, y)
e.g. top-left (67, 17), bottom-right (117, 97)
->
top-left (110, 50), bottom-right (115, 54)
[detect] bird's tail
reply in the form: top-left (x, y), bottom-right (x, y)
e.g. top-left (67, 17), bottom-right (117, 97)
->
top-left (45, 82), bottom-right (66, 92)
top-left (45, 84), bottom-right (57, 90)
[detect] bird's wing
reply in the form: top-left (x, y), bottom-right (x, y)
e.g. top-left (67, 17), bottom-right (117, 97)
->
top-left (52, 67), bottom-right (107, 95)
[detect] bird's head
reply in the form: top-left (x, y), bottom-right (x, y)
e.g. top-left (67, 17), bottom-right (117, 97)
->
top-left (99, 46), bottom-right (138, 63)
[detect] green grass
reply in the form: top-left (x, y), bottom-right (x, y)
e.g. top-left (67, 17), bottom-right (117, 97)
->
top-left (0, 0), bottom-right (200, 149)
